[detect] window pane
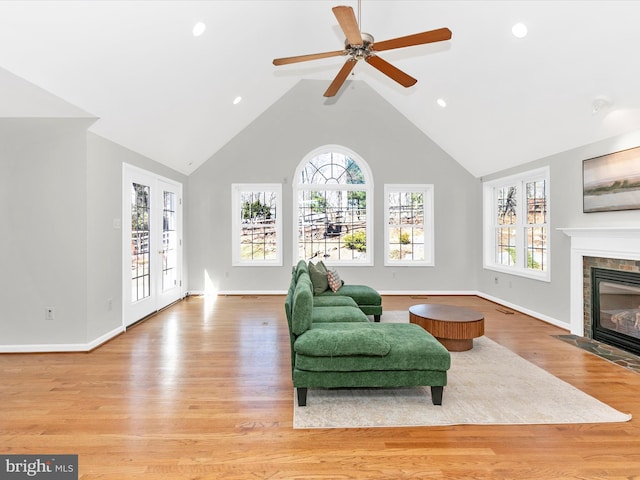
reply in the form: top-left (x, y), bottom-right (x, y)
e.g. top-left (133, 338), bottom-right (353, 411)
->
top-left (297, 188), bottom-right (367, 261)
top-left (386, 189), bottom-right (428, 264)
top-left (526, 180), bottom-right (546, 225)
top-left (526, 226), bottom-right (547, 270)
top-left (496, 227), bottom-right (516, 266)
top-left (299, 152), bottom-right (364, 185)
top-left (239, 190), bottom-right (278, 262)
top-left (497, 186), bottom-right (517, 225)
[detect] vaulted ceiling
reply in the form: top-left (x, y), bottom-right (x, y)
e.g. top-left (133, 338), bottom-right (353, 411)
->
top-left (1, 1), bottom-right (639, 177)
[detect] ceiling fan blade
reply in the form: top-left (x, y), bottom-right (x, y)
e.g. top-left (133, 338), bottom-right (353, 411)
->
top-left (273, 50), bottom-right (345, 66)
top-left (365, 55), bottom-right (417, 87)
top-left (332, 6), bottom-right (363, 46)
top-left (324, 58), bottom-right (358, 97)
top-left (372, 27), bottom-right (452, 52)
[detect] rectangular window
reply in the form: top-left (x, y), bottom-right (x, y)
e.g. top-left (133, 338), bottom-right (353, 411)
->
top-left (384, 184), bottom-right (434, 266)
top-left (483, 167), bottom-right (549, 281)
top-left (232, 184), bottom-right (282, 266)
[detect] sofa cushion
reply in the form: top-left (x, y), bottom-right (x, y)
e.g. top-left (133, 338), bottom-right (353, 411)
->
top-left (312, 305), bottom-right (369, 323)
top-left (308, 262), bottom-right (329, 294)
top-left (297, 271), bottom-right (313, 295)
top-left (316, 284), bottom-right (381, 306)
top-left (292, 280), bottom-right (313, 335)
top-left (313, 295), bottom-right (358, 308)
top-left (294, 328), bottom-right (391, 357)
top-left (284, 276), bottom-right (296, 327)
top-left (295, 323), bottom-right (450, 372)
top-left (295, 259), bottom-right (309, 281)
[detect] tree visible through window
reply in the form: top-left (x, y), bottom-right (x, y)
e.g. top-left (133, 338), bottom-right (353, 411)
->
top-left (232, 184), bottom-right (282, 266)
top-left (483, 167), bottom-right (549, 280)
top-left (131, 183), bottom-right (150, 301)
top-left (295, 148), bottom-right (373, 265)
top-left (384, 185), bottom-right (434, 266)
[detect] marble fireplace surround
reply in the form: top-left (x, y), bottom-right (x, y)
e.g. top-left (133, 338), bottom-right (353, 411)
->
top-left (560, 227), bottom-right (640, 336)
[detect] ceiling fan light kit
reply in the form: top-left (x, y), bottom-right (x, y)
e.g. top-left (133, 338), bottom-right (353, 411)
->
top-left (272, 5), bottom-right (452, 97)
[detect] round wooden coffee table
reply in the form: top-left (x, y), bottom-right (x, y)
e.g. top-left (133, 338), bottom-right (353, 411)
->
top-left (409, 304), bottom-right (484, 352)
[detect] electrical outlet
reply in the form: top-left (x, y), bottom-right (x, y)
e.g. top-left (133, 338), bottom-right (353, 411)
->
top-left (107, 298), bottom-right (113, 311)
top-left (45, 307), bottom-right (55, 321)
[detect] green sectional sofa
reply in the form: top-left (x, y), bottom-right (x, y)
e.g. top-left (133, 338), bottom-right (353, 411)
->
top-left (284, 261), bottom-right (451, 407)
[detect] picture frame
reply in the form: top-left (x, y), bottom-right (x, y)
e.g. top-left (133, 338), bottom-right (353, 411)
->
top-left (583, 146), bottom-right (640, 213)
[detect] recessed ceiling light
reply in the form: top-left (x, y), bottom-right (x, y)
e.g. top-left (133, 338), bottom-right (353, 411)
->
top-left (436, 98), bottom-right (447, 108)
top-left (192, 22), bottom-right (206, 37)
top-left (512, 22), bottom-right (527, 38)
top-left (233, 96), bottom-right (242, 105)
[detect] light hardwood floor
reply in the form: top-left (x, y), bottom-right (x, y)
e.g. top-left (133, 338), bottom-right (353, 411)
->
top-left (2, 294), bottom-right (640, 479)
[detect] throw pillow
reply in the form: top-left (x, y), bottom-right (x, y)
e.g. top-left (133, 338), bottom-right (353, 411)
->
top-left (327, 269), bottom-right (342, 292)
top-left (308, 262), bottom-right (329, 295)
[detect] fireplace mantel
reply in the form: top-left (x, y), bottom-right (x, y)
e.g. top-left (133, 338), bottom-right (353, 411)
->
top-left (558, 227), bottom-right (640, 239)
top-left (559, 226), bottom-right (640, 335)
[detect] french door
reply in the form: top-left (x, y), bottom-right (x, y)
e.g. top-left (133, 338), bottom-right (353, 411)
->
top-left (123, 164), bottom-right (183, 327)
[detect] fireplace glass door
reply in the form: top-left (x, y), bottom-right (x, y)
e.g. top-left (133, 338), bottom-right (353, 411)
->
top-left (592, 268), bottom-right (640, 355)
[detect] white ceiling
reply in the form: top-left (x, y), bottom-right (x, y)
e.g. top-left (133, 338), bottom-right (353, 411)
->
top-left (1, 0), bottom-right (640, 177)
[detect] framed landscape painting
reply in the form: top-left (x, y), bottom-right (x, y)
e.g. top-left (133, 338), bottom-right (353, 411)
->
top-left (583, 146), bottom-right (640, 213)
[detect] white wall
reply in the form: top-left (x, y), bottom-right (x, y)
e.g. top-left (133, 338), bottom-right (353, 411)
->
top-left (86, 133), bottom-right (187, 345)
top-left (0, 118), bottom-right (93, 347)
top-left (187, 80), bottom-right (481, 295)
top-left (0, 123), bottom-right (187, 351)
top-left (0, 61), bottom-right (188, 351)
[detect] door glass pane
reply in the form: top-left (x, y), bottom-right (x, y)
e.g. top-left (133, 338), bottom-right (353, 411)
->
top-left (162, 190), bottom-right (177, 292)
top-left (131, 183), bottom-right (150, 302)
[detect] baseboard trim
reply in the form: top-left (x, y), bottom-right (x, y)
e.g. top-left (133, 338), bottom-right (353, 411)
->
top-left (192, 288), bottom-right (569, 331)
top-left (377, 290), bottom-right (479, 296)
top-left (189, 290), bottom-right (286, 296)
top-left (0, 290), bottom-right (568, 353)
top-left (476, 292), bottom-right (569, 330)
top-left (0, 325), bottom-right (125, 354)
top-left (87, 326), bottom-right (126, 351)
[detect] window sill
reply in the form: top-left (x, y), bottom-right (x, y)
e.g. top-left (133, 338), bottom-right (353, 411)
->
top-left (483, 264), bottom-right (550, 283)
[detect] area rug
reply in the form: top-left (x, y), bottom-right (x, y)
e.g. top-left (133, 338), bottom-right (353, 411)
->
top-left (293, 311), bottom-right (632, 428)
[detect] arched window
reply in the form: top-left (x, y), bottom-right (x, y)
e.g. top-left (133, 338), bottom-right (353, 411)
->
top-left (294, 146), bottom-right (373, 265)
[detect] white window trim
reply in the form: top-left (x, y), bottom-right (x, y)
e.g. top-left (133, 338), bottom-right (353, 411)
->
top-left (293, 145), bottom-right (374, 266)
top-left (231, 183), bottom-right (283, 266)
top-left (482, 166), bottom-right (550, 282)
top-left (384, 184), bottom-right (435, 266)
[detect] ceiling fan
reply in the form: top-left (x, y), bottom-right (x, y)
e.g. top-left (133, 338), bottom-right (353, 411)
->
top-left (272, 4), bottom-right (452, 97)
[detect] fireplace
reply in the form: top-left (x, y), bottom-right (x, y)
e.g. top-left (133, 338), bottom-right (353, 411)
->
top-left (591, 267), bottom-right (640, 355)
top-left (559, 227), bottom-right (640, 338)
